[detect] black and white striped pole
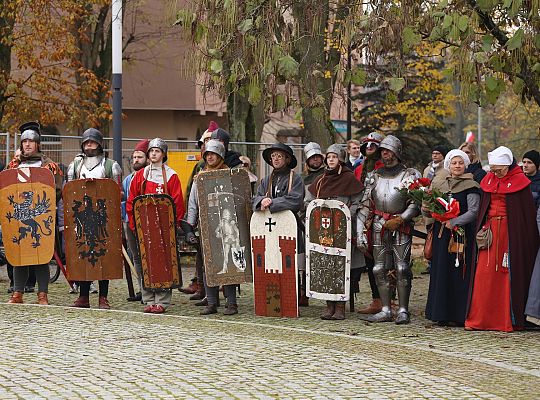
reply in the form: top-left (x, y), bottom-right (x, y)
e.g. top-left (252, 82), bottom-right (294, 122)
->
top-left (111, 0), bottom-right (122, 165)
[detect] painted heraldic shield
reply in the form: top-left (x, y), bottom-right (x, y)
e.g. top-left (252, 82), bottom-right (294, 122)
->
top-left (0, 168), bottom-right (56, 266)
top-left (133, 194), bottom-right (180, 290)
top-left (196, 168), bottom-right (252, 287)
top-left (63, 179), bottom-right (123, 281)
top-left (251, 209), bottom-right (298, 318)
top-left (306, 199), bottom-right (351, 301)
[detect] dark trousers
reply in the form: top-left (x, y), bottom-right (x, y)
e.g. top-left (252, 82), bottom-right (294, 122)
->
top-left (7, 264), bottom-right (36, 288)
top-left (365, 257), bottom-right (380, 299)
top-left (79, 280), bottom-right (109, 297)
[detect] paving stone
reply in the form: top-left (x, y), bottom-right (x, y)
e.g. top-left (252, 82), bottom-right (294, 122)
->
top-left (0, 266), bottom-right (538, 398)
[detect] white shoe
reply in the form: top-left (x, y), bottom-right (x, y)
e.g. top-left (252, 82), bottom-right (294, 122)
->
top-left (90, 282), bottom-right (98, 294)
top-left (69, 283), bottom-right (79, 294)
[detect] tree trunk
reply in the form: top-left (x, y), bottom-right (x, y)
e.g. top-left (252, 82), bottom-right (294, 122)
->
top-left (292, 1), bottom-right (338, 149)
top-left (227, 89), bottom-right (264, 158)
top-left (0, 9), bottom-right (14, 129)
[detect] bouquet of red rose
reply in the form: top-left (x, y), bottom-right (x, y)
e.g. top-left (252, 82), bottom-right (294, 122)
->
top-left (397, 178), bottom-right (461, 221)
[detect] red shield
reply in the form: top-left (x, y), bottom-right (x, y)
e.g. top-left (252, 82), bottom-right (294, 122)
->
top-left (63, 179), bottom-right (123, 281)
top-left (133, 194), bottom-right (180, 290)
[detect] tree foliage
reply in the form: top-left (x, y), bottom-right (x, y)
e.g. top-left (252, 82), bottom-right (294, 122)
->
top-left (355, 43), bottom-right (456, 169)
top-left (0, 0), bottom-right (158, 132)
top-left (175, 1), bottom-right (366, 147)
top-left (0, 0), bottom-right (112, 131)
top-left (368, 0), bottom-right (540, 107)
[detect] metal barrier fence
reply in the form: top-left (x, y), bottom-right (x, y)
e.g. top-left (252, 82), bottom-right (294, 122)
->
top-left (1, 133), bottom-right (309, 179)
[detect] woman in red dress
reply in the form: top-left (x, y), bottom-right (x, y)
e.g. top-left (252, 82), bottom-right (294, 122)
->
top-left (465, 146), bottom-right (538, 331)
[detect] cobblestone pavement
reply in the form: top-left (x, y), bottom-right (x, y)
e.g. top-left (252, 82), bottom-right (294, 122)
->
top-left (0, 262), bottom-right (539, 399)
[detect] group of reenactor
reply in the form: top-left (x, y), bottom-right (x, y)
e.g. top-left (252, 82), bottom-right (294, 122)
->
top-left (2, 120), bottom-right (422, 324)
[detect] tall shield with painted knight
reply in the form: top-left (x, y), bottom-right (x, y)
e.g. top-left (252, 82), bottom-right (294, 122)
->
top-left (0, 168), bottom-right (56, 266)
top-left (63, 179), bottom-right (123, 281)
top-left (196, 168), bottom-right (252, 287)
top-left (251, 209), bottom-right (298, 318)
top-left (133, 194), bottom-right (180, 290)
top-left (306, 199), bottom-right (351, 301)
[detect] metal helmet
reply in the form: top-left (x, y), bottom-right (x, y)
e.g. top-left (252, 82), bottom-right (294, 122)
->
top-left (325, 143), bottom-right (347, 164)
top-left (147, 137), bottom-right (168, 162)
top-left (304, 142), bottom-right (323, 161)
top-left (379, 135), bottom-right (402, 160)
top-left (360, 131), bottom-right (385, 156)
top-left (203, 139), bottom-right (225, 160)
top-left (211, 128), bottom-right (231, 151)
top-left (81, 128), bottom-right (104, 151)
top-left (19, 121), bottom-right (41, 143)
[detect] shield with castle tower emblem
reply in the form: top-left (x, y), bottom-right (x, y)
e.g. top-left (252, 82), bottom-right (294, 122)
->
top-left (250, 209), bottom-right (298, 318)
top-left (196, 168), bottom-right (252, 287)
top-left (63, 178), bottom-right (123, 281)
top-left (306, 199), bottom-right (351, 301)
top-left (133, 194), bottom-right (181, 291)
top-left (0, 167), bottom-right (56, 266)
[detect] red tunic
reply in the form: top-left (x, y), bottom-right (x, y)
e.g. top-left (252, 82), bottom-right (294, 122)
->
top-left (466, 165), bottom-right (537, 331)
top-left (126, 164), bottom-right (185, 230)
top-left (465, 193), bottom-right (513, 331)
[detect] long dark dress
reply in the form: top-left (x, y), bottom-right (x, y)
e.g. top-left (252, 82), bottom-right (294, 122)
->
top-left (425, 187), bottom-right (481, 324)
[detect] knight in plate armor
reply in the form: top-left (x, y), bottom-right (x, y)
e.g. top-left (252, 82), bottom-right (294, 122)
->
top-left (356, 135), bottom-right (420, 324)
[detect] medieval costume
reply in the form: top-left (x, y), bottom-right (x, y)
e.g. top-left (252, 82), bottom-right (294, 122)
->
top-left (183, 139), bottom-right (238, 315)
top-left (211, 128), bottom-right (243, 168)
top-left (127, 138), bottom-right (185, 313)
top-left (180, 123), bottom-right (217, 298)
top-left (525, 205), bottom-right (540, 326)
top-left (68, 128), bottom-right (122, 309)
top-left (299, 142), bottom-right (325, 307)
top-left (425, 150), bottom-right (480, 325)
top-left (6, 122), bottom-right (62, 305)
top-left (354, 132), bottom-right (385, 315)
top-left (305, 144), bottom-right (364, 320)
top-left (122, 139), bottom-right (150, 302)
top-left (253, 142), bottom-right (305, 254)
top-left (356, 135), bottom-right (421, 324)
top-left (466, 146), bottom-right (539, 332)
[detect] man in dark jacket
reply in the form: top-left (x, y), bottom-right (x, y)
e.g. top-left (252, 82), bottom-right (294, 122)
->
top-left (522, 149), bottom-right (540, 209)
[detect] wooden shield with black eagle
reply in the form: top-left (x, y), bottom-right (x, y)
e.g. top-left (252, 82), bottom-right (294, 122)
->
top-left (133, 194), bottom-right (180, 290)
top-left (196, 168), bottom-right (252, 287)
top-left (0, 167), bottom-right (56, 266)
top-left (306, 199), bottom-right (351, 301)
top-left (63, 179), bottom-right (123, 281)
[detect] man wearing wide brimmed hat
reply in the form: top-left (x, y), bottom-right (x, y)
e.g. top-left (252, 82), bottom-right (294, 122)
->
top-left (253, 142), bottom-right (305, 271)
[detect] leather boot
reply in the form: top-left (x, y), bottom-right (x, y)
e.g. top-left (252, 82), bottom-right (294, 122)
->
top-left (99, 296), bottom-right (111, 310)
top-left (72, 296), bottom-right (90, 308)
top-left (298, 290), bottom-right (309, 307)
top-left (200, 304), bottom-right (217, 315)
top-left (37, 292), bottom-right (49, 305)
top-left (320, 301), bottom-right (335, 320)
top-left (189, 283), bottom-right (206, 300)
top-left (223, 304), bottom-right (238, 316)
top-left (8, 291), bottom-right (23, 304)
top-left (332, 302), bottom-right (346, 320)
top-left (179, 278), bottom-right (198, 294)
top-left (357, 298), bottom-right (382, 314)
